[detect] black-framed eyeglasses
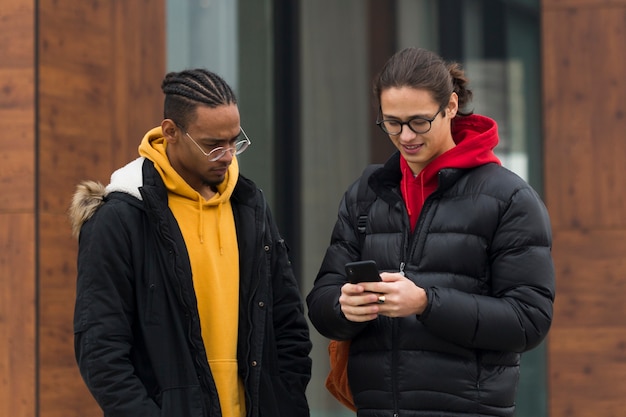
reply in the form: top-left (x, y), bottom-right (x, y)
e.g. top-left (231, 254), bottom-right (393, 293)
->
top-left (376, 106), bottom-right (444, 135)
top-left (183, 127), bottom-right (251, 162)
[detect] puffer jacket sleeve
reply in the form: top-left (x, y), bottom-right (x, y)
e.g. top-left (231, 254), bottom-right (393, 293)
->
top-left (307, 179), bottom-right (370, 341)
top-left (74, 199), bottom-right (160, 417)
top-left (420, 185), bottom-right (555, 352)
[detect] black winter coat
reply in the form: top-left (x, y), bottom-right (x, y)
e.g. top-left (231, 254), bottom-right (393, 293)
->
top-left (73, 158), bottom-right (312, 417)
top-left (307, 153), bottom-right (555, 417)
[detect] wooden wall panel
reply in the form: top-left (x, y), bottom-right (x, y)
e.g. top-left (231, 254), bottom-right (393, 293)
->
top-left (38, 1), bottom-right (115, 210)
top-left (0, 216), bottom-right (36, 417)
top-left (38, 3), bottom-right (115, 416)
top-left (543, 1), bottom-right (626, 416)
top-left (111, 1), bottom-right (166, 166)
top-left (551, 229), bottom-right (626, 326)
top-left (543, 7), bottom-right (626, 230)
top-left (0, 0), bottom-right (36, 210)
top-left (37, 1), bottom-right (165, 417)
top-left (0, 1), bottom-right (36, 417)
top-left (39, 213), bottom-right (95, 417)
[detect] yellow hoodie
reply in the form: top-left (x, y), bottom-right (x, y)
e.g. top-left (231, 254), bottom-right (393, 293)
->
top-left (139, 127), bottom-right (245, 417)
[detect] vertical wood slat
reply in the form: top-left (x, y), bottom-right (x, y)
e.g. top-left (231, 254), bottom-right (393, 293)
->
top-left (543, 7), bottom-right (626, 231)
top-left (38, 2), bottom-right (115, 416)
top-left (111, 1), bottom-right (166, 166)
top-left (0, 216), bottom-right (36, 417)
top-left (0, 1), bottom-right (36, 417)
top-left (36, 1), bottom-right (166, 417)
top-left (543, 1), bottom-right (626, 416)
top-left (0, 0), bottom-right (36, 210)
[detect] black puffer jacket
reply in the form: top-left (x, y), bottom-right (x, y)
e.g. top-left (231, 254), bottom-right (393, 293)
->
top-left (307, 152), bottom-right (555, 417)
top-left (72, 158), bottom-right (312, 417)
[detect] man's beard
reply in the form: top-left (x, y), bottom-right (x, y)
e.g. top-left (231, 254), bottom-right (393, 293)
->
top-left (202, 178), bottom-right (222, 190)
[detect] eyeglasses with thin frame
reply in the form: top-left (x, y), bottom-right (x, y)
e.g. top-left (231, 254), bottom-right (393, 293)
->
top-left (376, 105), bottom-right (445, 135)
top-left (182, 127), bottom-right (251, 162)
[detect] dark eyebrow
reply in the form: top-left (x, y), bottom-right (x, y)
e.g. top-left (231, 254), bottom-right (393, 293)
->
top-left (195, 136), bottom-right (224, 145)
top-left (379, 105), bottom-right (439, 121)
top-left (197, 131), bottom-right (241, 144)
top-left (382, 113), bottom-right (433, 121)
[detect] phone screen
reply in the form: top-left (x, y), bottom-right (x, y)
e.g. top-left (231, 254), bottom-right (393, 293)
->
top-left (345, 260), bottom-right (381, 284)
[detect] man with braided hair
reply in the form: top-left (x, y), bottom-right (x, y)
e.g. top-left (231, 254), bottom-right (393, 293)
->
top-left (70, 69), bottom-right (312, 417)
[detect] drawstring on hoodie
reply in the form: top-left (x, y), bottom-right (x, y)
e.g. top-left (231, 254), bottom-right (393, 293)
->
top-left (198, 199), bottom-right (204, 243)
top-left (216, 202), bottom-right (223, 254)
top-left (402, 174), bottom-right (413, 219)
top-left (420, 173), bottom-right (425, 215)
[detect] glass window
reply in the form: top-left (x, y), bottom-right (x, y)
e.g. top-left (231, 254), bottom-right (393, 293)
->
top-left (166, 0), bottom-right (276, 206)
top-left (166, 0), bottom-right (239, 89)
top-left (398, 1), bottom-right (547, 416)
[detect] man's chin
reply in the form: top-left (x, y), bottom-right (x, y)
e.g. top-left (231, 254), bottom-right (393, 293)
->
top-left (202, 176), bottom-right (224, 188)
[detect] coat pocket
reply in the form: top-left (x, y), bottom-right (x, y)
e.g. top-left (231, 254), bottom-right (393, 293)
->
top-left (159, 385), bottom-right (204, 417)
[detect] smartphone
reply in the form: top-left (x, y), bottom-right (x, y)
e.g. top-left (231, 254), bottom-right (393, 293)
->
top-left (345, 260), bottom-right (381, 284)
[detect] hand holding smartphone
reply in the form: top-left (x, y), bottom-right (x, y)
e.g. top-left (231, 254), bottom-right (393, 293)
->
top-left (345, 260), bottom-right (382, 284)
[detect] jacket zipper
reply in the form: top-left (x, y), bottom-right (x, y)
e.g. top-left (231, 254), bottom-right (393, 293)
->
top-left (393, 177), bottom-right (443, 417)
top-left (392, 318), bottom-right (400, 416)
top-left (158, 211), bottom-right (210, 395)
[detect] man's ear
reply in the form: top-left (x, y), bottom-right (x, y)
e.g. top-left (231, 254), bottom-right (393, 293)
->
top-left (446, 92), bottom-right (459, 118)
top-left (161, 119), bottom-right (179, 143)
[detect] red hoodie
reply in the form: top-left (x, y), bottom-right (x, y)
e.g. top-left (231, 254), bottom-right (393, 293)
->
top-left (401, 114), bottom-right (502, 231)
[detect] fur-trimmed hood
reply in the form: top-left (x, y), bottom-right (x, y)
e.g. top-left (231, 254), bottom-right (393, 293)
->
top-left (69, 157), bottom-right (146, 238)
top-left (69, 180), bottom-right (107, 238)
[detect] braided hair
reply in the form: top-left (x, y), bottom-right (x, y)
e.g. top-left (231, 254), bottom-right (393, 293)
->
top-left (161, 69), bottom-right (237, 128)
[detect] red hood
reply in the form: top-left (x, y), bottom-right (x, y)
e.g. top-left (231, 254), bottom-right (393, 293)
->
top-left (425, 113), bottom-right (501, 175)
top-left (401, 114), bottom-right (501, 229)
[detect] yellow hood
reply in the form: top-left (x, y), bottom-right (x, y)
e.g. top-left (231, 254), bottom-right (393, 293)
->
top-left (137, 126), bottom-right (239, 246)
top-left (138, 126), bottom-right (239, 203)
